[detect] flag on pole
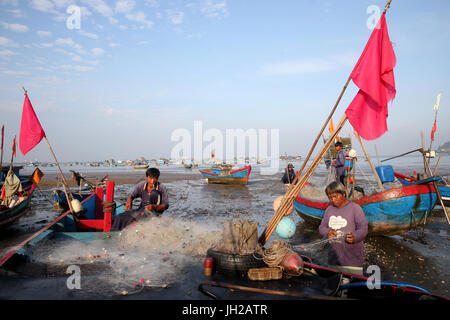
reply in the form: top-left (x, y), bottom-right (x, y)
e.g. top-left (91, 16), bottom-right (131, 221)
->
top-left (19, 93), bottom-right (46, 155)
top-left (12, 136), bottom-right (16, 157)
top-left (345, 12), bottom-right (396, 140)
top-left (1, 125), bottom-right (4, 150)
top-left (328, 118), bottom-right (334, 134)
top-left (431, 93), bottom-right (441, 141)
top-left (431, 121), bottom-right (437, 141)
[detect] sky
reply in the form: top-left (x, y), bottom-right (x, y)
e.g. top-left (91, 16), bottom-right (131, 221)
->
top-left (0, 0), bottom-right (449, 162)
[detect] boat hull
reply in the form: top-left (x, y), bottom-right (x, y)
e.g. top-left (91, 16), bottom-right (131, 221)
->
top-left (395, 172), bottom-right (450, 206)
top-left (293, 184), bottom-right (437, 236)
top-left (199, 165), bottom-right (251, 185)
top-left (0, 183), bottom-right (35, 229)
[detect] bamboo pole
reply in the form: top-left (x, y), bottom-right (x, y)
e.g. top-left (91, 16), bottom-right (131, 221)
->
top-left (424, 160), bottom-right (450, 226)
top-left (421, 131), bottom-right (432, 177)
top-left (351, 158), bottom-right (356, 199)
top-left (258, 0), bottom-right (394, 245)
top-left (295, 78), bottom-right (351, 179)
top-left (259, 114), bottom-right (348, 245)
top-left (433, 154), bottom-right (442, 176)
top-left (355, 133), bottom-right (384, 192)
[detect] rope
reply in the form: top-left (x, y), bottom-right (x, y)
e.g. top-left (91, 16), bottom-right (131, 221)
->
top-left (103, 201), bottom-right (116, 213)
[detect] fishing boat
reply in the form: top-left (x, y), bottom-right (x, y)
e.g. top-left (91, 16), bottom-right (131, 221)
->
top-left (293, 180), bottom-right (438, 236)
top-left (133, 164), bottom-right (149, 170)
top-left (0, 181), bottom-right (125, 268)
top-left (199, 164), bottom-right (251, 185)
top-left (394, 172), bottom-right (450, 206)
top-left (0, 169), bottom-right (42, 230)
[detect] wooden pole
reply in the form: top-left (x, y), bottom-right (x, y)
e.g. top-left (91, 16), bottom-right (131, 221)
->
top-left (421, 131), bottom-right (432, 177)
top-left (423, 160), bottom-right (450, 226)
top-left (44, 137), bottom-right (75, 213)
top-left (351, 158), bottom-right (356, 199)
top-left (433, 154), bottom-right (442, 176)
top-left (259, 114), bottom-right (348, 245)
top-left (355, 133), bottom-right (384, 192)
top-left (296, 77), bottom-right (351, 179)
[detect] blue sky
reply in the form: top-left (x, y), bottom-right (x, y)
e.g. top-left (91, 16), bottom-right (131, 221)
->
top-left (0, 0), bottom-right (449, 162)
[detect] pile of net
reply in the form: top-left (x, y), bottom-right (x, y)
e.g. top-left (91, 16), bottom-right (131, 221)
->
top-left (28, 216), bottom-right (221, 296)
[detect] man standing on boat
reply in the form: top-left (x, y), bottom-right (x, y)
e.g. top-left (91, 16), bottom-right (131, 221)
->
top-left (319, 181), bottom-right (368, 275)
top-left (111, 167), bottom-right (169, 231)
top-left (333, 141), bottom-right (346, 185)
top-left (281, 163), bottom-right (296, 185)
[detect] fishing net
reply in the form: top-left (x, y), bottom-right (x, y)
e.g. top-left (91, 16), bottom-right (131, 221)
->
top-left (27, 216), bottom-right (221, 296)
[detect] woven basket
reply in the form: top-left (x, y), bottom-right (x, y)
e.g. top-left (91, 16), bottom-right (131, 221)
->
top-left (247, 267), bottom-right (283, 281)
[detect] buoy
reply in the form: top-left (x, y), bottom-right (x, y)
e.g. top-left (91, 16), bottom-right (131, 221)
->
top-left (275, 217), bottom-right (296, 239)
top-left (71, 199), bottom-right (83, 213)
top-left (204, 257), bottom-right (214, 276)
top-left (280, 250), bottom-right (303, 275)
top-left (273, 196), bottom-right (293, 216)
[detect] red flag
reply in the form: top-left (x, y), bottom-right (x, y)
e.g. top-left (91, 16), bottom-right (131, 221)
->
top-left (19, 93), bottom-right (46, 155)
top-left (1, 125), bottom-right (4, 150)
top-left (12, 136), bottom-right (16, 157)
top-left (431, 120), bottom-right (437, 141)
top-left (345, 13), bottom-right (396, 140)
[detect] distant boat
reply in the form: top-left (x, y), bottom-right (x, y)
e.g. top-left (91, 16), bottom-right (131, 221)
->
top-left (395, 171), bottom-right (450, 207)
top-left (199, 164), bottom-right (251, 185)
top-left (293, 181), bottom-right (438, 236)
top-left (133, 164), bottom-right (149, 170)
top-left (0, 169), bottom-right (42, 230)
top-left (184, 164), bottom-right (193, 169)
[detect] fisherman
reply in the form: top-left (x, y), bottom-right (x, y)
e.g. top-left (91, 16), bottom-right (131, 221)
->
top-left (111, 167), bottom-right (169, 231)
top-left (333, 141), bottom-right (346, 185)
top-left (319, 181), bottom-right (368, 275)
top-left (281, 163), bottom-right (296, 184)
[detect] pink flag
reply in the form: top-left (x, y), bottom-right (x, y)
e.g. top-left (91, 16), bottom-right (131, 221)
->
top-left (19, 93), bottom-right (46, 155)
top-left (345, 13), bottom-right (396, 140)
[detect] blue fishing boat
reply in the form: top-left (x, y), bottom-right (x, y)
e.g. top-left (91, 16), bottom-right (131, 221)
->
top-left (199, 165), bottom-right (251, 185)
top-left (395, 171), bottom-right (450, 206)
top-left (293, 181), bottom-right (438, 236)
top-left (0, 181), bottom-right (125, 267)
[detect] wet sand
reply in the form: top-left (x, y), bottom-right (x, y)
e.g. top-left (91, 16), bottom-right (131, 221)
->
top-left (0, 163), bottom-right (449, 299)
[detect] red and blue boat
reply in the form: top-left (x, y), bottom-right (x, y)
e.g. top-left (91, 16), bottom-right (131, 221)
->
top-left (293, 181), bottom-right (438, 236)
top-left (394, 171), bottom-right (450, 207)
top-left (199, 165), bottom-right (251, 185)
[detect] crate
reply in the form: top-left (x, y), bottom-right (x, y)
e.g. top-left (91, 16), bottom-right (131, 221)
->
top-left (376, 165), bottom-right (395, 183)
top-left (247, 267), bottom-right (283, 281)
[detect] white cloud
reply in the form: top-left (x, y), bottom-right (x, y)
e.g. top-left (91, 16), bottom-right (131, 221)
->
top-left (36, 42), bottom-right (53, 48)
top-left (55, 37), bottom-right (85, 54)
top-left (5, 9), bottom-right (23, 18)
top-left (0, 36), bottom-right (17, 47)
top-left (145, 0), bottom-right (159, 8)
top-left (260, 55), bottom-right (356, 76)
top-left (91, 47), bottom-right (104, 57)
top-left (58, 64), bottom-right (96, 72)
top-left (36, 30), bottom-right (52, 37)
top-left (2, 70), bottom-right (30, 76)
top-left (0, 49), bottom-right (15, 56)
top-left (166, 9), bottom-right (184, 25)
top-left (201, 0), bottom-right (229, 18)
top-left (30, 0), bottom-right (55, 12)
top-left (109, 42), bottom-right (119, 47)
top-left (80, 0), bottom-right (114, 18)
top-left (137, 40), bottom-right (149, 45)
top-left (125, 11), bottom-right (154, 28)
top-left (115, 0), bottom-right (135, 14)
top-left (1, 21), bottom-right (28, 32)
top-left (78, 30), bottom-right (99, 39)
top-left (1, 0), bottom-right (19, 6)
